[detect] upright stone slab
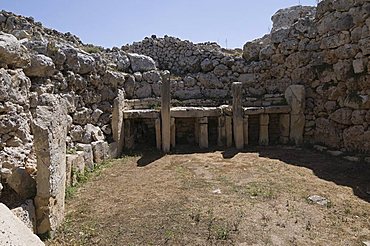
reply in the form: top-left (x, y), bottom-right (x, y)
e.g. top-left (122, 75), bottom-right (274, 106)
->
top-left (259, 114), bottom-right (269, 146)
top-left (155, 118), bottom-right (162, 150)
top-left (170, 117), bottom-right (176, 149)
top-left (199, 117), bottom-right (209, 149)
top-left (232, 82), bottom-right (244, 149)
top-left (75, 143), bottom-right (94, 170)
top-left (279, 114), bottom-right (290, 144)
top-left (243, 116), bottom-right (249, 146)
top-left (161, 71), bottom-right (171, 153)
top-left (32, 99), bottom-right (68, 236)
top-left (217, 116), bottom-right (225, 147)
top-left (225, 116), bottom-right (233, 147)
top-left (112, 89), bottom-right (125, 156)
top-left (91, 141), bottom-right (109, 164)
top-left (285, 85), bottom-right (305, 145)
top-left (124, 119), bottom-right (134, 150)
top-left (194, 119), bottom-right (200, 145)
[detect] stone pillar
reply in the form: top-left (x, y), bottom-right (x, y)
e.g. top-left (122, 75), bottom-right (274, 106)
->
top-left (194, 118), bottom-right (200, 145)
top-left (199, 117), bottom-right (209, 149)
top-left (170, 117), bottom-right (176, 149)
top-left (232, 82), bottom-right (244, 149)
top-left (155, 118), bottom-right (161, 150)
top-left (279, 114), bottom-right (290, 144)
top-left (225, 116), bottom-right (233, 147)
top-left (124, 119), bottom-right (134, 150)
top-left (217, 116), bottom-right (225, 147)
top-left (112, 89), bottom-right (125, 157)
top-left (285, 85), bottom-right (305, 145)
top-left (32, 99), bottom-right (68, 236)
top-left (161, 71), bottom-right (171, 153)
top-left (259, 114), bottom-right (269, 146)
top-left (243, 116), bottom-right (249, 146)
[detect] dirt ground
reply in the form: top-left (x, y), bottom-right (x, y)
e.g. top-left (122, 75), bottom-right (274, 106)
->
top-left (48, 146), bottom-right (370, 246)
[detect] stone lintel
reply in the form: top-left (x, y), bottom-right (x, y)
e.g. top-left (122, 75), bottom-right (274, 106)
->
top-left (123, 109), bottom-right (160, 119)
top-left (170, 107), bottom-right (222, 118)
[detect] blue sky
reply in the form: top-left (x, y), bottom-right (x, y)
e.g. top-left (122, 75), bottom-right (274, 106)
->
top-left (1, 0), bottom-right (317, 48)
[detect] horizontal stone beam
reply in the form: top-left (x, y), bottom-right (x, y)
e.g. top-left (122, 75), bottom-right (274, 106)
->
top-left (123, 109), bottom-right (160, 119)
top-left (170, 107), bottom-right (222, 118)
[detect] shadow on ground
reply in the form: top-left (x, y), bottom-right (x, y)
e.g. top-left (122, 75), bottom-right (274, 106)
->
top-left (221, 145), bottom-right (370, 203)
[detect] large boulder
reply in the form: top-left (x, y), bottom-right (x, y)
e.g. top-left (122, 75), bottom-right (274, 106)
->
top-left (127, 53), bottom-right (156, 72)
top-left (7, 167), bottom-right (36, 199)
top-left (24, 54), bottom-right (55, 77)
top-left (271, 5), bottom-right (316, 32)
top-left (0, 203), bottom-right (44, 246)
top-left (0, 32), bottom-right (30, 68)
top-left (0, 68), bottom-right (31, 105)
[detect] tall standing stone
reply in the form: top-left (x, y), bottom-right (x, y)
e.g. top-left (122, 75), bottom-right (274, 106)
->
top-left (243, 116), bottom-right (249, 146)
top-left (161, 71), bottom-right (171, 153)
top-left (112, 89), bottom-right (125, 156)
top-left (155, 118), bottom-right (161, 150)
top-left (199, 117), bottom-right (209, 149)
top-left (232, 82), bottom-right (244, 149)
top-left (32, 97), bottom-right (68, 236)
top-left (259, 114), bottom-right (269, 146)
top-left (225, 116), bottom-right (233, 147)
top-left (285, 85), bottom-right (305, 145)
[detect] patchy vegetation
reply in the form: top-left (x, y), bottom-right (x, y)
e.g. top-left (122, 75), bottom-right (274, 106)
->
top-left (48, 147), bottom-right (370, 245)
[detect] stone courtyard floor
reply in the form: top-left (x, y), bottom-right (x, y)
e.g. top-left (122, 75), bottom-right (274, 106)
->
top-left (48, 146), bottom-right (370, 245)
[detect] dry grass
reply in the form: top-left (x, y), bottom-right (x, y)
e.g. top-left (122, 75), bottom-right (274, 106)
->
top-left (48, 146), bottom-right (370, 245)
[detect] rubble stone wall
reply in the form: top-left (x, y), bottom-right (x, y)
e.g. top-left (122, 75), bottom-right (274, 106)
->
top-left (127, 0), bottom-right (370, 154)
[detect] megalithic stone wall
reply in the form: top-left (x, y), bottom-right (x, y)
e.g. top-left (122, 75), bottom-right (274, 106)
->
top-left (32, 97), bottom-right (68, 236)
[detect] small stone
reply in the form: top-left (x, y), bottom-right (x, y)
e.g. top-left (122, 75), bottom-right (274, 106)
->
top-left (308, 195), bottom-right (329, 206)
top-left (343, 156), bottom-right (360, 162)
top-left (313, 145), bottom-right (327, 152)
top-left (327, 150), bottom-right (343, 157)
top-left (212, 188), bottom-right (222, 194)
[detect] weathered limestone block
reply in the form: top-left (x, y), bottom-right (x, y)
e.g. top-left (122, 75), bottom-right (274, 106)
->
top-left (155, 118), bottom-right (161, 150)
top-left (0, 32), bottom-right (30, 68)
top-left (170, 117), bottom-right (176, 149)
top-left (290, 114), bottom-right (305, 145)
top-left (127, 53), bottom-right (156, 72)
top-left (243, 116), bottom-right (249, 146)
top-left (259, 114), bottom-right (269, 146)
top-left (32, 100), bottom-right (68, 236)
top-left (161, 71), bottom-right (171, 153)
top-left (91, 141), bottom-right (109, 164)
top-left (329, 108), bottom-right (353, 125)
top-left (232, 82), bottom-right (244, 149)
top-left (24, 54), bottom-right (55, 77)
top-left (279, 114), bottom-right (290, 144)
top-left (0, 203), bottom-right (44, 246)
top-left (11, 199), bottom-right (36, 233)
top-left (7, 167), bottom-right (36, 200)
top-left (343, 125), bottom-right (370, 153)
top-left (285, 85), bottom-right (305, 145)
top-left (225, 116), bottom-right (233, 147)
top-left (285, 85), bottom-right (305, 115)
top-left (217, 116), bottom-right (226, 147)
top-left (108, 142), bottom-right (118, 159)
top-left (66, 153), bottom-right (85, 186)
top-left (124, 119), bottom-right (134, 150)
top-left (199, 117), bottom-right (208, 149)
top-left (112, 89), bottom-right (125, 156)
top-left (75, 143), bottom-right (94, 170)
top-left (0, 68), bottom-right (31, 105)
top-left (271, 5), bottom-right (316, 32)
